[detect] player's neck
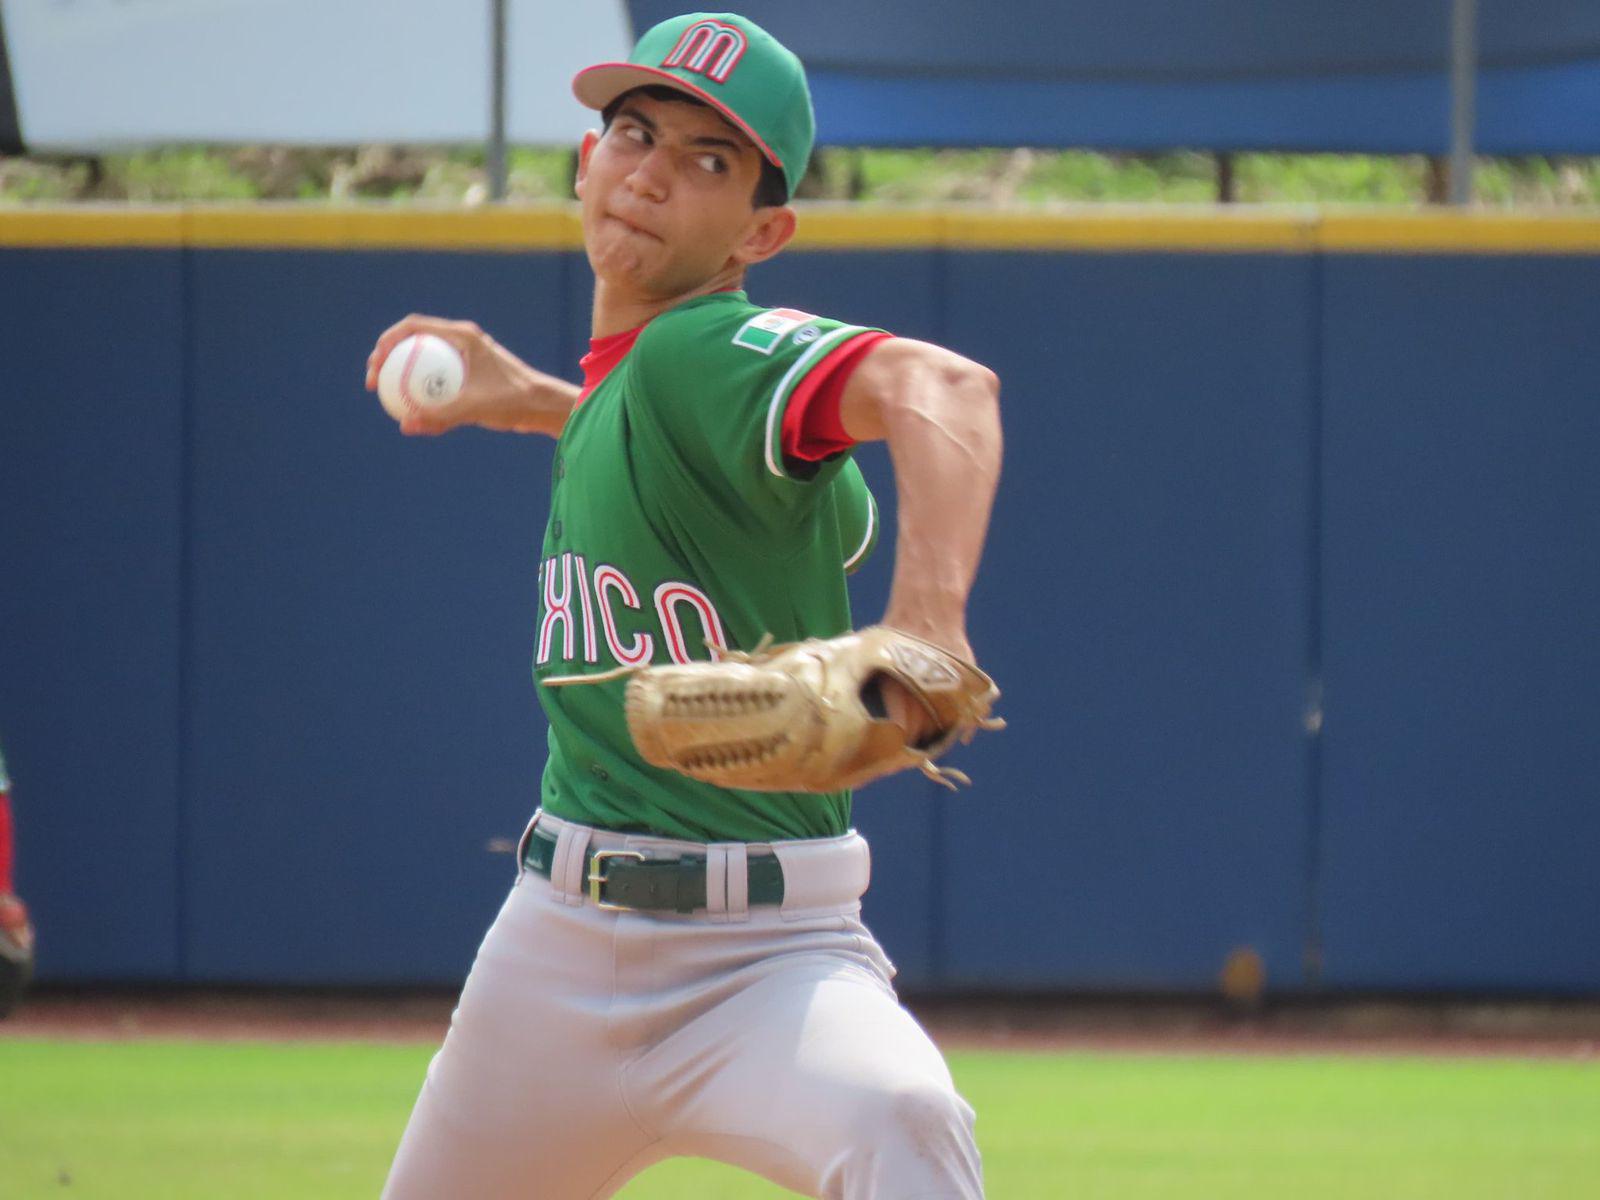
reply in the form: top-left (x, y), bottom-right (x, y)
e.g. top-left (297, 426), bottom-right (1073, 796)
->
top-left (591, 268), bottom-right (745, 339)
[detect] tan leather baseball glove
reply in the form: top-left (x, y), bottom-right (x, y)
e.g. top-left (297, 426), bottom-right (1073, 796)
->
top-left (546, 626), bottom-right (1004, 792)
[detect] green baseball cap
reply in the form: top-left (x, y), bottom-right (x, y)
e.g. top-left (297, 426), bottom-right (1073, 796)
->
top-left (572, 12), bottom-right (815, 201)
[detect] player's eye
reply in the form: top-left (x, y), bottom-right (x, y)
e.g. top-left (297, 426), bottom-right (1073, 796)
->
top-left (621, 125), bottom-right (650, 145)
top-left (697, 154), bottom-right (727, 175)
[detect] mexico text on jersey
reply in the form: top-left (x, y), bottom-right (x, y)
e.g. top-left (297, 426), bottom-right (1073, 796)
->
top-left (536, 555), bottom-right (725, 670)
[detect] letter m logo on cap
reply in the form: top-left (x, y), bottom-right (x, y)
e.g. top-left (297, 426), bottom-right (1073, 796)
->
top-left (661, 18), bottom-right (748, 84)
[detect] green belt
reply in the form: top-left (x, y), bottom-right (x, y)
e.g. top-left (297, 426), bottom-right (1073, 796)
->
top-left (522, 829), bottom-right (786, 914)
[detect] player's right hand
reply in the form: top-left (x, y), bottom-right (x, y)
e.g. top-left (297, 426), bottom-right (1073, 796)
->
top-left (365, 314), bottom-right (569, 437)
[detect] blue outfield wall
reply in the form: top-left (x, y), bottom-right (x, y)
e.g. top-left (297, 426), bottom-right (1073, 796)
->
top-left (934, 252), bottom-right (1316, 990)
top-left (0, 249), bottom-right (185, 980)
top-left (1, 217), bottom-right (1596, 993)
top-left (1318, 255), bottom-right (1600, 992)
top-left (179, 251), bottom-right (569, 984)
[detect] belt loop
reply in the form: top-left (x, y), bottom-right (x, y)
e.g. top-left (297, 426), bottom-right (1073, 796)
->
top-left (550, 823), bottom-right (593, 906)
top-left (514, 811), bottom-right (541, 884)
top-left (704, 846), bottom-right (729, 923)
top-left (725, 844), bottom-right (750, 921)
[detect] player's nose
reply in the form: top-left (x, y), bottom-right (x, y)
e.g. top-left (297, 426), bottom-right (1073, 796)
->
top-left (623, 148), bottom-right (670, 202)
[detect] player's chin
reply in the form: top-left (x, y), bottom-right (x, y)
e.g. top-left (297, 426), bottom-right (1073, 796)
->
top-left (598, 256), bottom-right (683, 300)
top-left (589, 237), bottom-right (657, 282)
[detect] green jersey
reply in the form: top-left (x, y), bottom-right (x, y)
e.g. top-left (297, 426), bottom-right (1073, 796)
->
top-left (535, 290), bottom-right (885, 843)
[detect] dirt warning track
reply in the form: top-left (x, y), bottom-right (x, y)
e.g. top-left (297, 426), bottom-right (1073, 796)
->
top-left (5, 988), bottom-right (1599, 1059)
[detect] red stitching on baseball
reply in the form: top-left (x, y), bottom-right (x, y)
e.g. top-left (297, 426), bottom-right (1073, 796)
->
top-left (398, 335), bottom-right (427, 420)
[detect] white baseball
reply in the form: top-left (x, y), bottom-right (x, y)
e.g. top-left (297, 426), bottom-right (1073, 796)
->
top-left (376, 333), bottom-right (466, 423)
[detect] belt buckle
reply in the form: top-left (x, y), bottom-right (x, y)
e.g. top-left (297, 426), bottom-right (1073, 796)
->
top-left (588, 849), bottom-right (647, 911)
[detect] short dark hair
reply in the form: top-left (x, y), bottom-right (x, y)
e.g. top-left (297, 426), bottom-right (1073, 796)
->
top-left (600, 84), bottom-right (789, 209)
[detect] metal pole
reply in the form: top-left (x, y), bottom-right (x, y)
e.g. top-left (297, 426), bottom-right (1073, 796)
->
top-left (1216, 151), bottom-right (1235, 204)
top-left (488, 0), bottom-right (508, 201)
top-left (1448, 0), bottom-right (1476, 206)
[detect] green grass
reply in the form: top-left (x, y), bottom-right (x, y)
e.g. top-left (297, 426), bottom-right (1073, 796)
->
top-left (0, 1040), bottom-right (1596, 1198)
top-left (7, 146), bottom-right (1600, 206)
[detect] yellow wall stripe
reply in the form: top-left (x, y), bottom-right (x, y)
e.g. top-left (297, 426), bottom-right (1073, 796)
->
top-left (0, 207), bottom-right (186, 246)
top-left (2, 204), bottom-right (1599, 254)
top-left (947, 209), bottom-right (1319, 252)
top-left (790, 207), bottom-right (1320, 251)
top-left (1317, 212), bottom-right (1600, 255)
top-left (183, 205), bottom-right (583, 250)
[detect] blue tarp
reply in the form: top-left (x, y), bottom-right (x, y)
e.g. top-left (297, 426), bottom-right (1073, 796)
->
top-left (631, 1), bottom-right (1600, 153)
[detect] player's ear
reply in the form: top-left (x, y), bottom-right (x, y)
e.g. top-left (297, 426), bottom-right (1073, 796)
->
top-left (573, 130), bottom-right (601, 199)
top-left (733, 205), bottom-right (797, 268)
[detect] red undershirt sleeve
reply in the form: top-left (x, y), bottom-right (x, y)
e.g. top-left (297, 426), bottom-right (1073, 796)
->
top-left (780, 331), bottom-right (895, 464)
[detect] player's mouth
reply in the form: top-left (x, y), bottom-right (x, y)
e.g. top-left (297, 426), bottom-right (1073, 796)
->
top-left (608, 212), bottom-right (661, 241)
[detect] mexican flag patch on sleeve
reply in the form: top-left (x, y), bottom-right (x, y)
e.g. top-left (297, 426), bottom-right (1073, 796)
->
top-left (732, 308), bottom-right (816, 354)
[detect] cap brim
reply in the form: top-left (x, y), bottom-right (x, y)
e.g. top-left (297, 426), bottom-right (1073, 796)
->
top-left (572, 63), bottom-right (784, 173)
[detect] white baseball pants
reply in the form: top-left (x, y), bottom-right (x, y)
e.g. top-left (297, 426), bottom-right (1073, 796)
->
top-left (381, 810), bottom-right (983, 1199)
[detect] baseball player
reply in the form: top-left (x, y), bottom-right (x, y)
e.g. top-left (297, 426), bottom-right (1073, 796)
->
top-left (0, 737), bottom-right (36, 1018)
top-left (365, 12), bottom-right (1001, 1198)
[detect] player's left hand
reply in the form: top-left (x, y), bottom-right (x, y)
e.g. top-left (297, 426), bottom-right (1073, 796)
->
top-left (874, 626), bottom-right (974, 748)
top-left (877, 677), bottom-right (938, 746)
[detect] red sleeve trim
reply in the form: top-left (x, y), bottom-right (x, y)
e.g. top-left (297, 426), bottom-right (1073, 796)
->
top-left (781, 331), bottom-right (895, 464)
